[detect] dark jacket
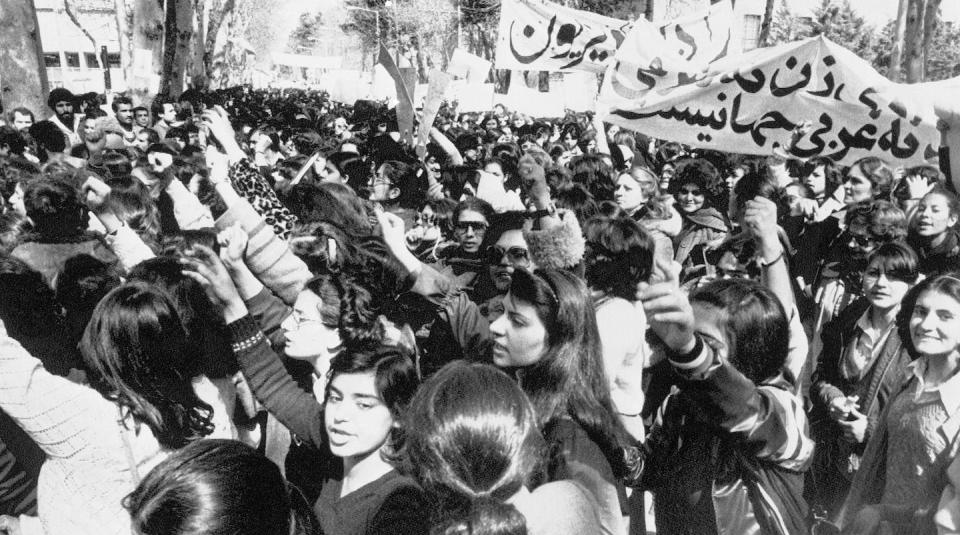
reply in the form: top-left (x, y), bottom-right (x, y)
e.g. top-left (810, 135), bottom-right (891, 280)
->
top-left (808, 299), bottom-right (912, 518)
top-left (909, 228), bottom-right (960, 277)
top-left (640, 340), bottom-right (813, 535)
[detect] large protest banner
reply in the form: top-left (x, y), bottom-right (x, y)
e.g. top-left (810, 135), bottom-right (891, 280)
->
top-left (494, 0), bottom-right (631, 73)
top-left (598, 34), bottom-right (940, 165)
top-left (495, 0), bottom-right (732, 74)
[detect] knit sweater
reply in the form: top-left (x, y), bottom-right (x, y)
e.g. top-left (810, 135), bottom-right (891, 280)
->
top-left (0, 333), bottom-right (168, 535)
top-left (881, 369), bottom-right (957, 508)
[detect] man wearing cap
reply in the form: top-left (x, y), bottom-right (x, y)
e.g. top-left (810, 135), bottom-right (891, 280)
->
top-left (46, 88), bottom-right (81, 147)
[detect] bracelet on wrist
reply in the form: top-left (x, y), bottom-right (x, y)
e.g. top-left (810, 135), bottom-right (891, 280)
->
top-left (761, 250), bottom-right (785, 268)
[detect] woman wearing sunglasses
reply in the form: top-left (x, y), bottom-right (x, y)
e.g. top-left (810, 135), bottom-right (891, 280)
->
top-left (668, 159), bottom-right (730, 279)
top-left (431, 197), bottom-right (495, 290)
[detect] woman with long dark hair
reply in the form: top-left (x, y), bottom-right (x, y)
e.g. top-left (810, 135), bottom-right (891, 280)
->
top-left (0, 282), bottom-right (214, 535)
top-left (404, 362), bottom-right (601, 535)
top-left (378, 209), bottom-right (629, 534)
top-left (126, 439), bottom-right (320, 535)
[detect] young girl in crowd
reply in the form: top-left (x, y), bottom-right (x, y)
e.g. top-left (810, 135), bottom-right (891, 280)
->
top-left (908, 186), bottom-right (960, 276)
top-left (808, 242), bottom-right (919, 520)
top-left (125, 439), bottom-right (320, 535)
top-left (182, 244), bottom-right (428, 535)
top-left (636, 270), bottom-right (814, 535)
top-left (404, 361), bottom-right (601, 535)
top-left (842, 273), bottom-right (960, 534)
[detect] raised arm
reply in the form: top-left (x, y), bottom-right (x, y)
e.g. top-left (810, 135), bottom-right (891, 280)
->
top-left (181, 245), bottom-right (324, 448)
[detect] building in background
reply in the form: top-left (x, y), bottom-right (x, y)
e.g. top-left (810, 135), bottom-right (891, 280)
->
top-left (34, 0), bottom-right (124, 93)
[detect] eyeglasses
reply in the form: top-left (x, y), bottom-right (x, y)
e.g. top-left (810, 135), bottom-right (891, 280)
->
top-left (455, 221), bottom-right (488, 233)
top-left (848, 233), bottom-right (876, 248)
top-left (485, 245), bottom-right (530, 267)
top-left (679, 187), bottom-right (704, 196)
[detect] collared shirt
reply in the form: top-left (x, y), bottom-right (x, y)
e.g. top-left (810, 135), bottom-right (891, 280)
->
top-left (907, 357), bottom-right (960, 415)
top-left (842, 309), bottom-right (896, 380)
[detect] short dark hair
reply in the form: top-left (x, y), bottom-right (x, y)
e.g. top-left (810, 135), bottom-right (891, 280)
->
top-left (583, 215), bottom-right (655, 300)
top-left (0, 126), bottom-right (27, 156)
top-left (691, 278), bottom-right (790, 383)
top-left (865, 241), bottom-right (920, 283)
top-left (150, 97), bottom-right (177, 119)
top-left (28, 120), bottom-right (67, 153)
top-left (324, 346), bottom-right (419, 456)
top-left (23, 177), bottom-right (86, 239)
top-left (111, 96), bottom-right (133, 112)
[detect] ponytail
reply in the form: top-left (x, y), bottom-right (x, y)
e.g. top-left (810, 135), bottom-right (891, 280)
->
top-left (431, 496), bottom-right (527, 535)
top-left (287, 482), bottom-right (322, 535)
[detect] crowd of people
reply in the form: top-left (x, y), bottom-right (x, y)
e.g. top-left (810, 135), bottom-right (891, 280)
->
top-left (0, 82), bottom-right (957, 535)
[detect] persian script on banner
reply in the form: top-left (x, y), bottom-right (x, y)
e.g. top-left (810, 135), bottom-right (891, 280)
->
top-left (598, 34), bottom-right (940, 165)
top-left (494, 0), bottom-right (631, 73)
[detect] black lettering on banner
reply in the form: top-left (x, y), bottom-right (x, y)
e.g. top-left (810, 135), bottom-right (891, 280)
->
top-left (858, 88), bottom-right (882, 120)
top-left (769, 57), bottom-right (812, 97)
top-left (508, 17), bottom-right (556, 64)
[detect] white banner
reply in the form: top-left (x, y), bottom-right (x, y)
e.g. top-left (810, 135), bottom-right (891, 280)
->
top-left (448, 48), bottom-right (492, 83)
top-left (599, 35), bottom-right (940, 165)
top-left (494, 0), bottom-right (631, 73)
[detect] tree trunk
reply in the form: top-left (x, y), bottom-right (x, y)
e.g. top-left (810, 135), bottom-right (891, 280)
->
top-left (158, 0), bottom-right (194, 98)
top-left (904, 0), bottom-right (926, 83)
top-left (888, 0), bottom-right (909, 81)
top-left (129, 0), bottom-right (165, 104)
top-left (115, 0), bottom-right (134, 87)
top-left (758, 0), bottom-right (776, 47)
top-left (64, 0), bottom-right (103, 68)
top-left (921, 0), bottom-right (941, 81)
top-left (203, 0), bottom-right (234, 89)
top-left (0, 0), bottom-right (49, 118)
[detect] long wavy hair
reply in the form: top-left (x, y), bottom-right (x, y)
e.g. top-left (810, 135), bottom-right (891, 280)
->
top-left (404, 362), bottom-right (541, 535)
top-left (79, 282), bottom-right (214, 448)
top-left (508, 268), bottom-right (629, 477)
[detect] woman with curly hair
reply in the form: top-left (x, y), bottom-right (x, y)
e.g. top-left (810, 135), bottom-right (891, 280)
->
top-left (668, 158), bottom-right (730, 275)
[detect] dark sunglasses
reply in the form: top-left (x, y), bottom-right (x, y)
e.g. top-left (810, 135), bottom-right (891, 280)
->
top-left (485, 245), bottom-right (530, 266)
top-left (849, 233), bottom-right (875, 247)
top-left (455, 221), bottom-right (488, 233)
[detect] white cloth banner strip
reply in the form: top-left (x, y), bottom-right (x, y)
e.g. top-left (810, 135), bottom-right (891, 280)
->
top-left (598, 35), bottom-right (941, 165)
top-left (494, 0), bottom-right (631, 73)
top-left (494, 0), bottom-right (732, 74)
